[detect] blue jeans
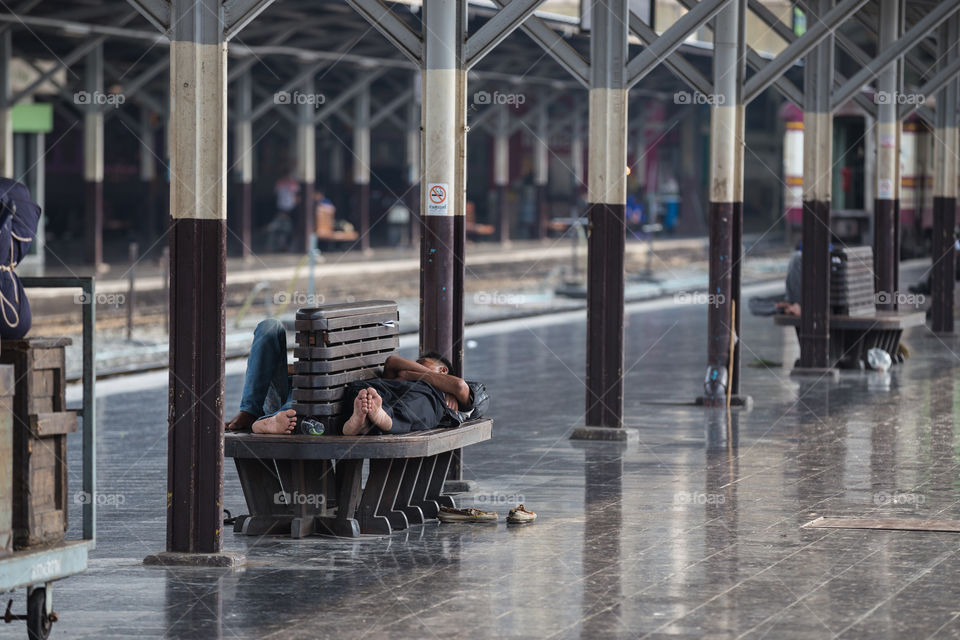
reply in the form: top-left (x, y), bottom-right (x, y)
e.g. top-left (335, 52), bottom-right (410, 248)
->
top-left (239, 318), bottom-right (292, 418)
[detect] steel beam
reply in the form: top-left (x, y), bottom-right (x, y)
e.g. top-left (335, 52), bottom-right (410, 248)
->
top-left (702, 0), bottom-right (745, 405)
top-left (83, 45), bottom-right (104, 270)
top-left (125, 0), bottom-right (170, 32)
top-left (832, 0), bottom-right (960, 112)
top-left (798, 0), bottom-right (834, 371)
top-left (224, 0), bottom-right (278, 40)
top-left (743, 0), bottom-right (869, 105)
top-left (489, 0), bottom-right (589, 87)
top-left (494, 104), bottom-right (510, 244)
top-left (233, 70), bottom-right (253, 259)
top-left (310, 68), bottom-right (388, 126)
top-left (579, 0), bottom-right (628, 433)
top-left (627, 0), bottom-right (730, 88)
top-left (164, 0), bottom-right (229, 558)
top-left (465, 0), bottom-right (547, 68)
top-left (353, 83), bottom-right (371, 253)
top-left (931, 15), bottom-right (958, 333)
top-left (534, 97), bottom-right (549, 240)
top-left (898, 54), bottom-right (960, 121)
top-left (344, 0), bottom-right (423, 65)
top-left (0, 31), bottom-right (10, 178)
top-left (874, 0), bottom-right (901, 312)
top-left (628, 10), bottom-right (712, 97)
top-left (370, 88), bottom-right (412, 128)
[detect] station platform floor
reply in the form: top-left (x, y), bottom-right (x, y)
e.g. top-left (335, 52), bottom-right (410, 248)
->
top-left (24, 264), bottom-right (960, 639)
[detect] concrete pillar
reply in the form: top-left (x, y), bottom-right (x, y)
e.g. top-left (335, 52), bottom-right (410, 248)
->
top-left (83, 45), bottom-right (104, 270)
top-left (493, 104), bottom-right (510, 244)
top-left (406, 74), bottom-right (420, 248)
top-left (297, 64), bottom-right (316, 255)
top-left (0, 31), bottom-right (12, 178)
top-left (798, 0), bottom-right (834, 370)
top-left (353, 83), bottom-right (371, 252)
top-left (534, 99), bottom-right (549, 240)
top-left (577, 0), bottom-right (629, 435)
top-left (234, 70), bottom-right (253, 260)
top-left (164, 0), bottom-right (229, 557)
top-left (874, 0), bottom-right (901, 310)
top-left (931, 15), bottom-right (958, 333)
top-left (703, 0), bottom-right (745, 405)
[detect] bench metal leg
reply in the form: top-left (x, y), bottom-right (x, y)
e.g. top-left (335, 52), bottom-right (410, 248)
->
top-left (425, 451), bottom-right (456, 509)
top-left (394, 458), bottom-right (425, 525)
top-left (376, 459), bottom-right (409, 531)
top-left (358, 459), bottom-right (396, 535)
top-left (314, 459), bottom-right (361, 538)
top-left (409, 455), bottom-right (440, 520)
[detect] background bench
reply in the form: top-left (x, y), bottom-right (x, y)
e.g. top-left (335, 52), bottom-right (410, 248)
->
top-left (225, 300), bottom-right (492, 538)
top-left (774, 246), bottom-right (924, 369)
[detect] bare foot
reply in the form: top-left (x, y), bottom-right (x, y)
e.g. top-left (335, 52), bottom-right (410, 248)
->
top-left (225, 411), bottom-right (257, 432)
top-left (343, 389), bottom-right (371, 436)
top-left (365, 389), bottom-right (393, 432)
top-left (252, 409), bottom-right (297, 434)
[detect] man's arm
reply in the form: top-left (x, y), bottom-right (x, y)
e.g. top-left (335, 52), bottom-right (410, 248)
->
top-left (383, 355), bottom-right (431, 379)
top-left (397, 369), bottom-right (470, 406)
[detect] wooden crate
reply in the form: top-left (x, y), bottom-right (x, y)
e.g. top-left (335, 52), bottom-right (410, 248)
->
top-left (1, 338), bottom-right (77, 550)
top-left (0, 364), bottom-right (14, 556)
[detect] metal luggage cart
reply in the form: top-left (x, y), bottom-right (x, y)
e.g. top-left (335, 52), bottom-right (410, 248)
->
top-left (1, 277), bottom-right (96, 640)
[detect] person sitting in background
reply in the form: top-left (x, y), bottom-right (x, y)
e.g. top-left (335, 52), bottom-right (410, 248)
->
top-left (775, 248), bottom-right (803, 316)
top-left (0, 178), bottom-right (40, 339)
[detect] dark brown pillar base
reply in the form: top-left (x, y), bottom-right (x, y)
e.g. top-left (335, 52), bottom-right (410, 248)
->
top-left (300, 181), bottom-right (315, 255)
top-left (704, 201), bottom-right (736, 405)
top-left (585, 202), bottom-right (625, 429)
top-left (570, 425), bottom-right (638, 442)
top-left (873, 198), bottom-right (900, 311)
top-left (419, 214), bottom-right (455, 363)
top-left (406, 183), bottom-right (420, 248)
top-left (229, 181), bottom-right (253, 259)
top-left (167, 217), bottom-right (226, 554)
top-left (931, 196), bottom-right (956, 333)
top-left (84, 180), bottom-right (103, 269)
top-left (144, 551), bottom-right (245, 568)
top-left (799, 199), bottom-right (831, 369)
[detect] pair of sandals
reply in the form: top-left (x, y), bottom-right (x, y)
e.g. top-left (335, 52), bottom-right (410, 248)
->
top-left (437, 504), bottom-right (536, 524)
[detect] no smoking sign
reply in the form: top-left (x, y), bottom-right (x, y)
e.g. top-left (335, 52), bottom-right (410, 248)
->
top-left (426, 183), bottom-right (450, 215)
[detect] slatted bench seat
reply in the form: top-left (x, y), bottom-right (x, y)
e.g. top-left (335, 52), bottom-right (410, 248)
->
top-left (225, 419), bottom-right (492, 538)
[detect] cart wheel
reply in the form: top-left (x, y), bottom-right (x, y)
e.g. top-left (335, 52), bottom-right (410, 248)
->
top-left (26, 588), bottom-right (52, 640)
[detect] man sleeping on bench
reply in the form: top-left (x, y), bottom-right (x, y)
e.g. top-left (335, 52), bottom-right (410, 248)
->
top-left (225, 318), bottom-right (488, 435)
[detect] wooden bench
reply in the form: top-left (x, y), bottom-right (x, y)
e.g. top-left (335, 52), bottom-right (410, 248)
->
top-left (225, 300), bottom-right (493, 538)
top-left (225, 419), bottom-right (492, 538)
top-left (774, 311), bottom-right (925, 369)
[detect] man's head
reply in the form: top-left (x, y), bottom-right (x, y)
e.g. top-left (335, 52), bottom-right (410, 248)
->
top-left (417, 351), bottom-right (453, 374)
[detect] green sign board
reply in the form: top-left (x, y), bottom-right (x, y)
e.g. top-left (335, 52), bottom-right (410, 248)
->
top-left (11, 103), bottom-right (53, 134)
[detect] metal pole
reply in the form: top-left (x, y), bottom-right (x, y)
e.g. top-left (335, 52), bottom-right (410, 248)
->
top-left (494, 103), bottom-right (510, 244)
top-left (297, 62), bottom-right (316, 255)
top-left (83, 44), bottom-right (104, 271)
top-left (703, 0), bottom-right (745, 405)
top-left (406, 72), bottom-right (420, 248)
top-left (0, 31), bottom-right (11, 177)
top-left (161, 0), bottom-right (231, 559)
top-left (875, 0), bottom-right (901, 310)
top-left (354, 82), bottom-right (371, 252)
top-left (931, 15), bottom-right (958, 333)
top-left (534, 97), bottom-right (549, 240)
top-left (234, 69), bottom-right (253, 260)
top-left (573, 0), bottom-right (629, 436)
top-left (127, 242), bottom-right (137, 341)
top-left (798, 0), bottom-right (834, 370)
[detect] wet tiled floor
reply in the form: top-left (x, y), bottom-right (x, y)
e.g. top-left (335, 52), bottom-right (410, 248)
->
top-left (11, 272), bottom-right (960, 639)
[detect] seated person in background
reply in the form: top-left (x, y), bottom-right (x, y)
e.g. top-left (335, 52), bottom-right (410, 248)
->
top-left (342, 353), bottom-right (488, 436)
top-left (775, 248), bottom-right (802, 316)
top-left (0, 178), bottom-right (41, 339)
top-left (225, 318), bottom-right (298, 435)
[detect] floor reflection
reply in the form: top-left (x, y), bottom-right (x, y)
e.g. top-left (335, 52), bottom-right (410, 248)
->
top-left (580, 448), bottom-right (624, 640)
